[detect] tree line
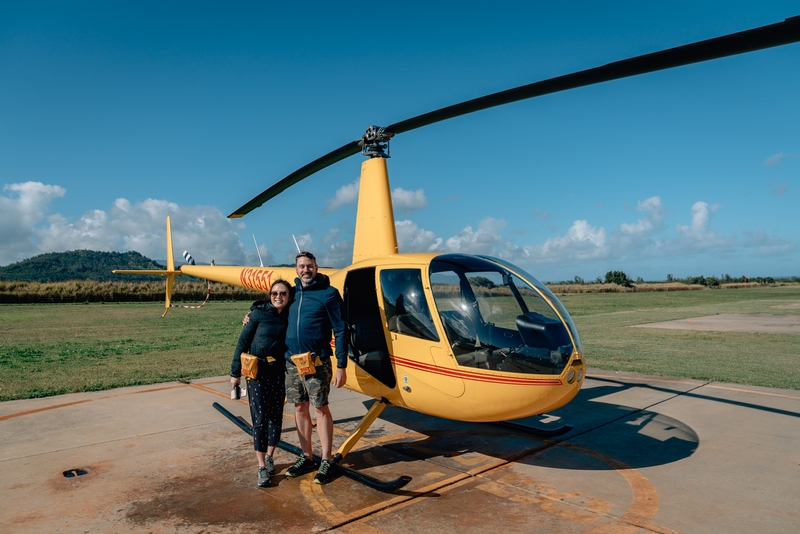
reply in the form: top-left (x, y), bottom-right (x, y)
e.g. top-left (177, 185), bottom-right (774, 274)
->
top-left (558, 271), bottom-right (790, 288)
top-left (0, 280), bottom-right (265, 304)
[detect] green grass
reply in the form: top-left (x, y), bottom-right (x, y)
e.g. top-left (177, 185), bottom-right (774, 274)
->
top-left (1, 286), bottom-right (799, 400)
top-left (564, 285), bottom-right (800, 389)
top-left (0, 301), bottom-right (251, 400)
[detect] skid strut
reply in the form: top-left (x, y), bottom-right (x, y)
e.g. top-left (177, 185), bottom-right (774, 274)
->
top-left (212, 401), bottom-right (411, 492)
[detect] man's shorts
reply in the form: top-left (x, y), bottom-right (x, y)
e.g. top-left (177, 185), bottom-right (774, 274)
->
top-left (285, 357), bottom-right (332, 407)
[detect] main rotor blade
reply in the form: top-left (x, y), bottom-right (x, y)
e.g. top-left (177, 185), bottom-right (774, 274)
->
top-left (387, 15), bottom-right (800, 135)
top-left (229, 141), bottom-right (360, 218)
top-left (229, 15), bottom-right (800, 218)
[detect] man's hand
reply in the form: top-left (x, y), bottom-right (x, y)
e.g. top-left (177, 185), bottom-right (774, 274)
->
top-left (333, 368), bottom-right (347, 388)
top-left (242, 312), bottom-right (250, 326)
top-left (230, 376), bottom-right (240, 388)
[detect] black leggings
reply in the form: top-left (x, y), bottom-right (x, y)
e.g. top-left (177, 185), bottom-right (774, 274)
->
top-left (246, 368), bottom-right (285, 452)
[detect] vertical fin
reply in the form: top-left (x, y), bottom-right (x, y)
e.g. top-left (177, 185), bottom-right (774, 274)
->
top-left (163, 216), bottom-right (175, 316)
top-left (166, 216), bottom-right (175, 271)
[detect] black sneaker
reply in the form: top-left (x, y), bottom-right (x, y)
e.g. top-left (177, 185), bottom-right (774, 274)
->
top-left (265, 455), bottom-right (275, 476)
top-left (284, 455), bottom-right (316, 478)
top-left (257, 466), bottom-right (270, 488)
top-left (313, 459), bottom-right (335, 485)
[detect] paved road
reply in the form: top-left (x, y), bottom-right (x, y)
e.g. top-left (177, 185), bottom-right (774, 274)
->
top-left (1, 370), bottom-right (798, 533)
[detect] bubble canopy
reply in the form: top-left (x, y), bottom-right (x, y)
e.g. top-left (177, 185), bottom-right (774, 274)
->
top-left (428, 254), bottom-right (581, 375)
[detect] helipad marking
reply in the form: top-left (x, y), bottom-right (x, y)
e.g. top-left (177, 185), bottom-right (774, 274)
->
top-left (560, 442), bottom-right (681, 533)
top-left (0, 380), bottom-right (691, 531)
top-left (706, 384), bottom-right (800, 400)
top-left (590, 374), bottom-right (800, 401)
top-left (0, 383), bottom-right (191, 421)
top-left (293, 423), bottom-right (676, 533)
top-left (300, 476), bottom-right (346, 521)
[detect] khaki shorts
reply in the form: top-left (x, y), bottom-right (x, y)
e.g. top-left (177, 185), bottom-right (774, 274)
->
top-left (285, 357), bottom-right (332, 407)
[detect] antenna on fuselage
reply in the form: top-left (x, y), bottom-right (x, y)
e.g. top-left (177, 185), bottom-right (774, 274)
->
top-left (252, 234), bottom-right (264, 267)
top-left (292, 234), bottom-right (302, 254)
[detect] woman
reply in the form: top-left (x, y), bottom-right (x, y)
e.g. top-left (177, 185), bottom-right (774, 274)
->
top-left (230, 279), bottom-right (292, 488)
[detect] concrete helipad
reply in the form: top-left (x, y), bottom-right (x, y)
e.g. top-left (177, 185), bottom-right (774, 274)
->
top-left (1, 371), bottom-right (799, 533)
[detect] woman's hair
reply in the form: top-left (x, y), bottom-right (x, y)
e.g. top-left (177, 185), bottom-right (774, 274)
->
top-left (270, 279), bottom-right (292, 295)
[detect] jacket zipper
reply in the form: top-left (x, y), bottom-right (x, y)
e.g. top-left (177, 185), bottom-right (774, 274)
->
top-left (296, 285), bottom-right (303, 348)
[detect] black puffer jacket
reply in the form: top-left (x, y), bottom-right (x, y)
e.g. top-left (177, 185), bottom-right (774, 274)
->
top-left (231, 300), bottom-right (288, 378)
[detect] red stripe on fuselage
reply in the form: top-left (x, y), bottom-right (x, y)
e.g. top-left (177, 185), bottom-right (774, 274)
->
top-left (390, 355), bottom-right (562, 386)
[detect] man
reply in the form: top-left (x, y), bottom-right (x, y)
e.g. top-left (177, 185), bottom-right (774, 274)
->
top-left (283, 251), bottom-right (347, 485)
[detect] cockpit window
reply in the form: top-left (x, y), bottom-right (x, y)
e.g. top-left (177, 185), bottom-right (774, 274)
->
top-left (380, 269), bottom-right (439, 341)
top-left (430, 254), bottom-right (575, 375)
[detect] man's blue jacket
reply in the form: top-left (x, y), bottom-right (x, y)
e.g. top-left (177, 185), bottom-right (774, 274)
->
top-left (285, 274), bottom-right (348, 369)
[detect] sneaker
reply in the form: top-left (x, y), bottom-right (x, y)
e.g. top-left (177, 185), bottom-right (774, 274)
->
top-left (313, 459), bottom-right (335, 485)
top-left (284, 455), bottom-right (316, 478)
top-left (257, 466), bottom-right (270, 488)
top-left (265, 455), bottom-right (275, 476)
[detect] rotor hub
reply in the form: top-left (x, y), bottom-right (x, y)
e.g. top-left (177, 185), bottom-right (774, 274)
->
top-left (359, 125), bottom-right (394, 158)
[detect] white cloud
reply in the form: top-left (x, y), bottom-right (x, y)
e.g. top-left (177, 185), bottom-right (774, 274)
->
top-left (325, 180), bottom-right (360, 212)
top-left (391, 187), bottom-right (427, 216)
top-left (741, 229), bottom-right (795, 256)
top-left (0, 182), bottom-right (67, 265)
top-left (321, 227), bottom-right (340, 245)
top-left (674, 201), bottom-right (728, 249)
top-left (394, 215), bottom-right (609, 266)
top-left (764, 152), bottom-right (787, 166)
top-left (294, 233), bottom-right (312, 251)
top-left (444, 217), bottom-right (507, 255)
top-left (319, 239), bottom-right (353, 268)
top-left (4, 182), bottom-right (795, 281)
top-left (613, 196), bottom-right (665, 255)
top-left (109, 198), bottom-right (247, 265)
top-left (0, 182), bottom-right (247, 266)
top-left (395, 220), bottom-right (444, 252)
top-left (763, 151), bottom-right (799, 167)
top-left (533, 220), bottom-right (609, 262)
top-left (324, 181), bottom-right (428, 217)
top-left (245, 242), bottom-right (271, 267)
top-left (619, 196), bottom-right (664, 236)
top-left (388, 196), bottom-right (768, 271)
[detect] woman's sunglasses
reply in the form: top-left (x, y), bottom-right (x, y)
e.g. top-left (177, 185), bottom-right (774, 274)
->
top-left (271, 291), bottom-right (288, 297)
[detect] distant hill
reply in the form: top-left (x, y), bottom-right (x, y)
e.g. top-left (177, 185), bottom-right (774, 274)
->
top-left (0, 251), bottom-right (165, 282)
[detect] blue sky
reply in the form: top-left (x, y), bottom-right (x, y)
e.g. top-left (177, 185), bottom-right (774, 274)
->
top-left (1, 2), bottom-right (798, 282)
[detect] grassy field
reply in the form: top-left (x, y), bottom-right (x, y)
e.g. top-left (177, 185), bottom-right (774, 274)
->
top-left (561, 285), bottom-right (800, 389)
top-left (0, 301), bottom-right (251, 401)
top-left (1, 285), bottom-right (799, 401)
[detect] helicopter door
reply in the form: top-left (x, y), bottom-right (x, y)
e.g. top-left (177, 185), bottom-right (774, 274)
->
top-left (343, 267), bottom-right (395, 388)
top-left (379, 268), bottom-right (464, 398)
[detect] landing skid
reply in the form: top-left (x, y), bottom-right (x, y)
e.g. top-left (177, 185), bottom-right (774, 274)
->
top-left (497, 420), bottom-right (574, 438)
top-left (212, 402), bottom-right (411, 493)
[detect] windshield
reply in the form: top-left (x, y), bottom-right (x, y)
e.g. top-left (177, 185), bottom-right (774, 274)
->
top-left (478, 255), bottom-right (582, 352)
top-left (429, 254), bottom-right (576, 375)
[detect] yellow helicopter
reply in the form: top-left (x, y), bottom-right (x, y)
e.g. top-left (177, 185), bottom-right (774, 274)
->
top-left (115, 16), bottom-right (800, 490)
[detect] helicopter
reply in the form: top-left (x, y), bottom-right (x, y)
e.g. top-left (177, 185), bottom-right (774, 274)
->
top-left (115, 15), bottom-right (800, 491)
